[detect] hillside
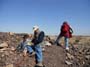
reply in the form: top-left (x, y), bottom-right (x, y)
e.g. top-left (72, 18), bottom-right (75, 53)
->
top-left (0, 32), bottom-right (90, 67)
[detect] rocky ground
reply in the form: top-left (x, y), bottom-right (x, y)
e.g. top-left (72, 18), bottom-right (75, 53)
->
top-left (0, 32), bottom-right (90, 67)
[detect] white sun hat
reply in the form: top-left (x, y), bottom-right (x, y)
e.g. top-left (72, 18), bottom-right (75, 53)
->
top-left (33, 25), bottom-right (39, 31)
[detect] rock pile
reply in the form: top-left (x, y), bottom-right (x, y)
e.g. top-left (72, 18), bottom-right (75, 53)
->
top-left (0, 32), bottom-right (35, 67)
top-left (65, 44), bottom-right (90, 67)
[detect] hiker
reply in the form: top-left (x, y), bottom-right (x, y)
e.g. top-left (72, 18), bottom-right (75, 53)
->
top-left (55, 21), bottom-right (73, 50)
top-left (17, 34), bottom-right (35, 56)
top-left (32, 26), bottom-right (45, 67)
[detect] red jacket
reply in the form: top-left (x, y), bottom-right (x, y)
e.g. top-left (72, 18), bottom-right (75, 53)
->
top-left (60, 23), bottom-right (73, 38)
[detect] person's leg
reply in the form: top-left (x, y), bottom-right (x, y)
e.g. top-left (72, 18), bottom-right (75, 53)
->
top-left (26, 45), bottom-right (34, 54)
top-left (23, 47), bottom-right (27, 56)
top-left (40, 41), bottom-right (45, 51)
top-left (65, 37), bottom-right (69, 50)
top-left (55, 34), bottom-right (62, 46)
top-left (34, 45), bottom-right (43, 66)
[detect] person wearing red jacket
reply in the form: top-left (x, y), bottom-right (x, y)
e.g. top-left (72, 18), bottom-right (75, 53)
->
top-left (55, 21), bottom-right (73, 50)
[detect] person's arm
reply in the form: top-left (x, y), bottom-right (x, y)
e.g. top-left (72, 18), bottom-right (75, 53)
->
top-left (70, 27), bottom-right (73, 34)
top-left (34, 31), bottom-right (45, 44)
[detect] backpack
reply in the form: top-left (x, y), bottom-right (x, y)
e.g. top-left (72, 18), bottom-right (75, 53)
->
top-left (61, 25), bottom-right (68, 33)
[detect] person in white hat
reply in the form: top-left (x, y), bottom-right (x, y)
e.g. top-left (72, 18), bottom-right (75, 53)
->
top-left (32, 26), bottom-right (45, 67)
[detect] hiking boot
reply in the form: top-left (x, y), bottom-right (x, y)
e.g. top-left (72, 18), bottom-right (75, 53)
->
top-left (55, 42), bottom-right (61, 46)
top-left (35, 63), bottom-right (45, 67)
top-left (66, 47), bottom-right (69, 51)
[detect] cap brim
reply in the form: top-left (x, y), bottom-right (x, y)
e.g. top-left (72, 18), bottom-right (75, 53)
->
top-left (33, 28), bottom-right (37, 31)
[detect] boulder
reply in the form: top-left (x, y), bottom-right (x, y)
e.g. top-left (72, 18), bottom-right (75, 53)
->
top-left (0, 42), bottom-right (8, 48)
top-left (4, 64), bottom-right (14, 67)
top-left (10, 47), bottom-right (16, 51)
top-left (66, 53), bottom-right (74, 60)
top-left (85, 55), bottom-right (90, 60)
top-left (9, 32), bottom-right (15, 36)
top-left (65, 60), bottom-right (72, 65)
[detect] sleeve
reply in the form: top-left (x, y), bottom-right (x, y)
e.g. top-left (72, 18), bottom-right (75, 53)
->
top-left (70, 27), bottom-right (73, 34)
top-left (34, 31), bottom-right (45, 44)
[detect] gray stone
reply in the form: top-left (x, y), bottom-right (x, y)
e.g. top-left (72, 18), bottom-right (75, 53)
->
top-left (66, 53), bottom-right (74, 60)
top-left (4, 64), bottom-right (14, 67)
top-left (65, 60), bottom-right (72, 65)
top-left (0, 42), bottom-right (8, 48)
top-left (85, 55), bottom-right (90, 60)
